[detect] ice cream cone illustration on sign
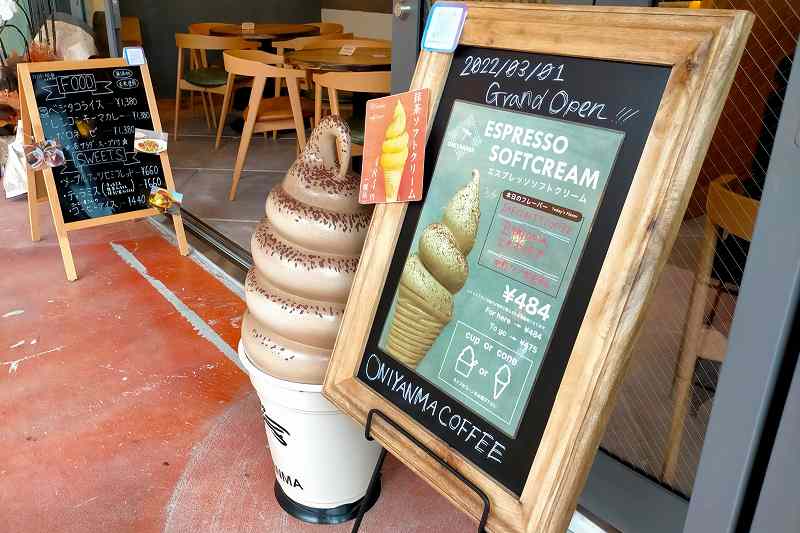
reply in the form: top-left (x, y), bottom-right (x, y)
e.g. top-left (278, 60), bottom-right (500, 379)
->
top-left (386, 170), bottom-right (480, 368)
top-left (380, 101), bottom-right (409, 202)
top-left (494, 365), bottom-right (511, 400)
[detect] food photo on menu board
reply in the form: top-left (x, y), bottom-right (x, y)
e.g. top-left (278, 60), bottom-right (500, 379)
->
top-left (377, 100), bottom-right (624, 437)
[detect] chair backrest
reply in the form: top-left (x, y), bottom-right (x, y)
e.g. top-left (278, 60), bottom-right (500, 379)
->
top-left (188, 22), bottom-right (226, 35)
top-left (302, 38), bottom-right (391, 50)
top-left (120, 17), bottom-right (142, 47)
top-left (309, 22), bottom-right (345, 34)
top-left (222, 50), bottom-right (305, 79)
top-left (175, 33), bottom-right (259, 51)
top-left (706, 174), bottom-right (760, 242)
top-left (314, 70), bottom-right (391, 94)
top-left (272, 33), bottom-right (354, 52)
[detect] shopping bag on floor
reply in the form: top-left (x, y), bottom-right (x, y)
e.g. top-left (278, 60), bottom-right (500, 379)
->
top-left (3, 122), bottom-right (27, 199)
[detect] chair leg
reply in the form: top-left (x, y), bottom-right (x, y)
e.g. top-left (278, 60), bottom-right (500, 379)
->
top-left (215, 75), bottom-right (235, 150)
top-left (207, 93), bottom-right (217, 129)
top-left (199, 90), bottom-right (212, 129)
top-left (661, 216), bottom-right (718, 485)
top-left (662, 359), bottom-right (696, 486)
top-left (272, 78), bottom-right (281, 139)
top-left (229, 78), bottom-right (265, 201)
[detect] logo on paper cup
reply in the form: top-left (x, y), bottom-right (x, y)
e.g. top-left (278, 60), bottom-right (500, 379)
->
top-left (261, 406), bottom-right (290, 446)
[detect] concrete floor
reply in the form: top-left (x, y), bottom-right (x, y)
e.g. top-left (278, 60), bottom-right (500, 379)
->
top-left (0, 189), bottom-right (475, 531)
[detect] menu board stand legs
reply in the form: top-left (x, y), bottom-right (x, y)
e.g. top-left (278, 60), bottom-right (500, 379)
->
top-left (54, 226), bottom-right (77, 281)
top-left (170, 212), bottom-right (190, 256)
top-left (26, 169), bottom-right (40, 242)
top-left (350, 409), bottom-right (490, 533)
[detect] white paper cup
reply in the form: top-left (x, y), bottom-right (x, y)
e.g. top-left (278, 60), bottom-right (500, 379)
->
top-left (238, 341), bottom-right (382, 513)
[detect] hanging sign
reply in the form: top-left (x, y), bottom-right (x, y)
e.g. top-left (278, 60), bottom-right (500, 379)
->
top-left (324, 3), bottom-right (752, 533)
top-left (18, 58), bottom-right (188, 280)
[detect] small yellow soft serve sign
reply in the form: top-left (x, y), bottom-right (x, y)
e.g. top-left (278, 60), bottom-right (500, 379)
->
top-left (360, 89), bottom-right (429, 205)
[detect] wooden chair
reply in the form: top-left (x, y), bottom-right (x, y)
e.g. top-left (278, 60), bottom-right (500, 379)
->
top-left (214, 49), bottom-right (285, 149)
top-left (186, 23), bottom-right (227, 121)
top-left (308, 22), bottom-right (345, 34)
top-left (312, 70), bottom-right (391, 156)
top-left (661, 174), bottom-right (760, 485)
top-left (220, 50), bottom-right (313, 201)
top-left (120, 17), bottom-right (143, 48)
top-left (270, 32), bottom-right (354, 133)
top-left (174, 33), bottom-right (258, 139)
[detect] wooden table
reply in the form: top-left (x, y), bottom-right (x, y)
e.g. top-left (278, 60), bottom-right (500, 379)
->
top-left (285, 48), bottom-right (392, 72)
top-left (209, 23), bottom-right (318, 40)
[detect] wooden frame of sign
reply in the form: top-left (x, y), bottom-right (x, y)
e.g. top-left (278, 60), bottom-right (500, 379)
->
top-left (18, 58), bottom-right (188, 281)
top-left (323, 4), bottom-right (751, 533)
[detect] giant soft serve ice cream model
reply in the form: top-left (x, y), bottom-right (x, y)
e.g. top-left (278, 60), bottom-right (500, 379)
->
top-left (386, 170), bottom-right (481, 368)
top-left (238, 115), bottom-right (381, 521)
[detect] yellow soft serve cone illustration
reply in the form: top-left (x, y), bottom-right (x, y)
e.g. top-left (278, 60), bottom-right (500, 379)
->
top-left (380, 101), bottom-right (410, 202)
top-left (386, 170), bottom-right (480, 367)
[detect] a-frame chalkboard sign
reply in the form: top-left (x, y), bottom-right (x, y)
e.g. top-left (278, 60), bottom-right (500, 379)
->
top-left (18, 58), bottom-right (188, 281)
top-left (323, 4), bottom-right (752, 533)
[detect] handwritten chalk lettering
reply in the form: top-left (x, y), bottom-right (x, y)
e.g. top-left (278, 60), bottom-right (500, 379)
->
top-left (114, 97), bottom-right (138, 108)
top-left (74, 147), bottom-right (136, 167)
top-left (42, 74), bottom-right (113, 100)
top-left (140, 165), bottom-right (160, 177)
top-left (125, 194), bottom-right (147, 206)
top-left (364, 353), bottom-right (506, 463)
top-left (460, 56), bottom-right (565, 83)
top-left (548, 90), bottom-right (608, 120)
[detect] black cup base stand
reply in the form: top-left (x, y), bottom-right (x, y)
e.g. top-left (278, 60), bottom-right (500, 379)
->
top-left (274, 478), bottom-right (381, 525)
top-left (350, 409), bottom-right (490, 533)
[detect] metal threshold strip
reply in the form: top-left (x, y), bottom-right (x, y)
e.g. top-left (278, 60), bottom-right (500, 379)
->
top-left (179, 209), bottom-right (253, 273)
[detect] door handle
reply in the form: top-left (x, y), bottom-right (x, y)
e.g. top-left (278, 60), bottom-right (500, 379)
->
top-left (394, 0), bottom-right (414, 20)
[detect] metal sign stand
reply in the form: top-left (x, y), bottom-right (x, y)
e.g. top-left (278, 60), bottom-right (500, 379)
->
top-left (350, 409), bottom-right (490, 533)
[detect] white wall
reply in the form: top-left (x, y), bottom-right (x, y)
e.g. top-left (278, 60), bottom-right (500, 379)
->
top-left (321, 8), bottom-right (392, 40)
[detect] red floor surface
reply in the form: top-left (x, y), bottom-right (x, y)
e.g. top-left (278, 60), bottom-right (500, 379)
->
top-left (0, 195), bottom-right (473, 532)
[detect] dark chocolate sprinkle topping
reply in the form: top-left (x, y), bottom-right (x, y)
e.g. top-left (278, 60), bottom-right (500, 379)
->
top-left (253, 219), bottom-right (359, 274)
top-left (246, 269), bottom-right (343, 319)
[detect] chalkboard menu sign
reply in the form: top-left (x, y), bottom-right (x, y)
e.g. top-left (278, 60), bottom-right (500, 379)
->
top-left (360, 47), bottom-right (668, 495)
top-left (30, 66), bottom-right (165, 223)
top-left (322, 5), bottom-right (751, 532)
top-left (19, 58), bottom-right (187, 281)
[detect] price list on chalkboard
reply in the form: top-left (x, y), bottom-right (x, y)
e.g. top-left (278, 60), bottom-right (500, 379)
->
top-left (31, 67), bottom-right (165, 223)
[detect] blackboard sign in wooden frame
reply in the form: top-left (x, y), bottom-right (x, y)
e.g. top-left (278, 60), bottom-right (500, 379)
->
top-left (18, 58), bottom-right (188, 281)
top-left (324, 4), bottom-right (751, 532)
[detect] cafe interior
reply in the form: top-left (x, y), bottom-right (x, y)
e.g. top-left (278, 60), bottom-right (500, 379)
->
top-left (127, 3), bottom-right (395, 262)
